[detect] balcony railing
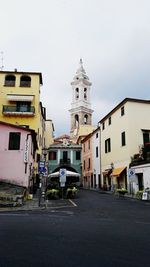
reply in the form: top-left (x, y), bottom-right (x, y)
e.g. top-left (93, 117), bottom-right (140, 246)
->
top-left (130, 144), bottom-right (150, 166)
top-left (59, 159), bottom-right (71, 165)
top-left (4, 81), bottom-right (16, 87)
top-left (3, 105), bottom-right (35, 116)
top-left (20, 81), bottom-right (31, 87)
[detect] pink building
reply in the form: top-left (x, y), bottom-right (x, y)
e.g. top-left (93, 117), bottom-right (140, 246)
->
top-left (0, 121), bottom-right (38, 189)
top-left (81, 132), bottom-right (93, 188)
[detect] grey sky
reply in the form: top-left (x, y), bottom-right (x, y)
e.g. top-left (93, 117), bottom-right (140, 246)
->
top-left (1, 0), bottom-right (150, 136)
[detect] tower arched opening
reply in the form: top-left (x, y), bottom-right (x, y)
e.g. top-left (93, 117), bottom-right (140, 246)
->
top-left (84, 114), bottom-right (88, 124)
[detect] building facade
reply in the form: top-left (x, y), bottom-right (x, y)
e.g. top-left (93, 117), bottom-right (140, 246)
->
top-left (0, 121), bottom-right (37, 189)
top-left (47, 136), bottom-right (82, 185)
top-left (81, 127), bottom-right (101, 189)
top-left (99, 98), bottom-right (150, 192)
top-left (0, 70), bottom-right (54, 182)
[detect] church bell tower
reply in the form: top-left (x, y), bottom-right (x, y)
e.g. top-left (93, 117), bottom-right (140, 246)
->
top-left (69, 59), bottom-right (94, 137)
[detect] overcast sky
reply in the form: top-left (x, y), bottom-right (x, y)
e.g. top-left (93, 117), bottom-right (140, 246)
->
top-left (1, 0), bottom-right (150, 136)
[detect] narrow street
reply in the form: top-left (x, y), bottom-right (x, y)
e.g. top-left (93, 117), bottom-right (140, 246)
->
top-left (0, 190), bottom-right (150, 267)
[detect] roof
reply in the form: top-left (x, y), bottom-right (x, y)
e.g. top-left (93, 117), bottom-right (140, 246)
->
top-left (0, 70), bottom-right (43, 84)
top-left (99, 98), bottom-right (150, 123)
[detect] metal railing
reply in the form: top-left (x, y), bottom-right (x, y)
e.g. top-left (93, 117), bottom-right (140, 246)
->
top-left (3, 105), bottom-right (35, 113)
top-left (59, 159), bottom-right (71, 165)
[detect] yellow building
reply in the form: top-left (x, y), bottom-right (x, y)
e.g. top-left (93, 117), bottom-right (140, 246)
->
top-left (45, 119), bottom-right (55, 147)
top-left (0, 70), bottom-right (54, 184)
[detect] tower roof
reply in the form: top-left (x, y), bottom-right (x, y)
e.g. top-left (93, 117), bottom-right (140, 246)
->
top-left (76, 58), bottom-right (86, 75)
top-left (71, 59), bottom-right (91, 85)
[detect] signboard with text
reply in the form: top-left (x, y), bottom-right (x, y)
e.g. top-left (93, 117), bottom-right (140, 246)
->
top-left (38, 161), bottom-right (46, 173)
top-left (59, 168), bottom-right (66, 183)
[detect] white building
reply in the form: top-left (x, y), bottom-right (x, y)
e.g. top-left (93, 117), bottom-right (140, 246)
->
top-left (69, 59), bottom-right (94, 141)
top-left (99, 98), bottom-right (150, 192)
top-left (92, 127), bottom-right (101, 188)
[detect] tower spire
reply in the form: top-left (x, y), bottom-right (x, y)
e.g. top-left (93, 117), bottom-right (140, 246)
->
top-left (69, 60), bottom-right (94, 139)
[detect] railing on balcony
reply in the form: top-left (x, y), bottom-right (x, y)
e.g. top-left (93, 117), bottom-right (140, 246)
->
top-left (3, 105), bottom-right (35, 115)
top-left (130, 144), bottom-right (150, 166)
top-left (20, 81), bottom-right (31, 87)
top-left (59, 159), bottom-right (71, 166)
top-left (4, 81), bottom-right (16, 86)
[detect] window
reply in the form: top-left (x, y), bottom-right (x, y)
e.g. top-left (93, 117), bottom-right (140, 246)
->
top-left (63, 151), bottom-right (68, 161)
top-left (49, 151), bottom-right (57, 160)
top-left (16, 102), bottom-right (31, 112)
top-left (88, 158), bottom-right (90, 169)
top-left (76, 151), bottom-right (81, 160)
top-left (84, 114), bottom-right (88, 124)
top-left (88, 140), bottom-right (90, 150)
top-left (84, 160), bottom-right (85, 170)
top-left (96, 132), bottom-right (98, 138)
top-left (5, 75), bottom-right (16, 86)
top-left (96, 146), bottom-right (98, 157)
top-left (84, 88), bottom-right (87, 100)
top-left (121, 106), bottom-right (125, 116)
top-left (121, 131), bottom-right (126, 146)
top-left (105, 138), bottom-right (111, 153)
top-left (75, 88), bottom-right (79, 99)
top-left (102, 122), bottom-right (105, 130)
top-left (8, 132), bottom-right (21, 150)
top-left (143, 131), bottom-right (150, 145)
top-left (75, 114), bottom-right (79, 127)
top-left (20, 75), bottom-right (31, 87)
top-left (108, 117), bottom-right (111, 125)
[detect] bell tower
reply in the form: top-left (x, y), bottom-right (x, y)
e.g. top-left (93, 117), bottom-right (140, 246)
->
top-left (69, 59), bottom-right (94, 137)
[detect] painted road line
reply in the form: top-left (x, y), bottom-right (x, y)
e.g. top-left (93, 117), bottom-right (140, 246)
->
top-left (69, 199), bottom-right (77, 207)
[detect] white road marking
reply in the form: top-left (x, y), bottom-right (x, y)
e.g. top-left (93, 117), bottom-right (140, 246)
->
top-left (69, 199), bottom-right (77, 207)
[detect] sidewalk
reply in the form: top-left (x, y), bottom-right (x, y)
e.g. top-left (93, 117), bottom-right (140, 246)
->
top-left (0, 197), bottom-right (45, 212)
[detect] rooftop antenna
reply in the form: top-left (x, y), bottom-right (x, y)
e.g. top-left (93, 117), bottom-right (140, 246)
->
top-left (0, 51), bottom-right (4, 71)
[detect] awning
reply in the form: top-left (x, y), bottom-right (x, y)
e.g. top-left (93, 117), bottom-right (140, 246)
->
top-left (48, 170), bottom-right (81, 178)
top-left (110, 167), bottom-right (126, 177)
top-left (7, 94), bottom-right (34, 102)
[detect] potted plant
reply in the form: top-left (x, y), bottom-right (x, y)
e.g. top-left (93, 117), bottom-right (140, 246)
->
top-left (116, 188), bottom-right (128, 197)
top-left (66, 184), bottom-right (78, 198)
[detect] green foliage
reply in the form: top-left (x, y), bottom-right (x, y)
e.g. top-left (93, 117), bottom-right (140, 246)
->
top-left (116, 188), bottom-right (128, 195)
top-left (136, 190), bottom-right (144, 200)
top-left (46, 188), bottom-right (59, 199)
top-left (66, 186), bottom-right (78, 198)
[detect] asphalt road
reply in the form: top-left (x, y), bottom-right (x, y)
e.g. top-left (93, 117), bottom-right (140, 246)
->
top-left (0, 190), bottom-right (150, 267)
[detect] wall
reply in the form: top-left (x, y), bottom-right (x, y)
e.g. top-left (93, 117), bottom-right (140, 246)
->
top-left (0, 124), bottom-right (34, 187)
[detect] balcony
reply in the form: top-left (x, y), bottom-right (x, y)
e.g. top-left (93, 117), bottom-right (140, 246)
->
top-left (20, 81), bottom-right (31, 87)
top-left (3, 105), bottom-right (35, 116)
top-left (130, 144), bottom-right (150, 167)
top-left (59, 159), bottom-right (71, 166)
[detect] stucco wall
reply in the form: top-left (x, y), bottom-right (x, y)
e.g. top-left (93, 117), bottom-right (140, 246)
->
top-left (0, 124), bottom-right (33, 187)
